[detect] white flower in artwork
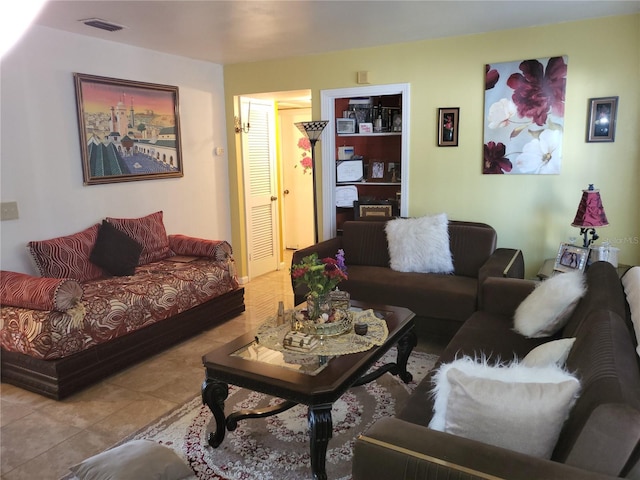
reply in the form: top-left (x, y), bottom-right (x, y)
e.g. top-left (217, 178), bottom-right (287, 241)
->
top-left (515, 129), bottom-right (562, 174)
top-left (488, 98), bottom-right (517, 129)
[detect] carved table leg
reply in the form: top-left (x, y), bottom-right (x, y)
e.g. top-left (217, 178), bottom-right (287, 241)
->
top-left (201, 378), bottom-right (229, 448)
top-left (396, 327), bottom-right (417, 383)
top-left (308, 403), bottom-right (333, 480)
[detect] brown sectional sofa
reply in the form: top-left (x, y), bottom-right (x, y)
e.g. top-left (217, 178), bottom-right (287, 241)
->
top-left (291, 219), bottom-right (524, 338)
top-left (353, 261), bottom-right (640, 479)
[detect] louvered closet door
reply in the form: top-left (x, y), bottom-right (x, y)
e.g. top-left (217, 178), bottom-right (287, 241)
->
top-left (242, 98), bottom-right (279, 279)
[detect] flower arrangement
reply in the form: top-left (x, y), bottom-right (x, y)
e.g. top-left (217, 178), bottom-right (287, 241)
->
top-left (290, 249), bottom-right (347, 297)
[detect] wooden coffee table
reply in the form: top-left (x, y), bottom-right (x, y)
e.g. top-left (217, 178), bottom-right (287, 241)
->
top-left (201, 300), bottom-right (416, 480)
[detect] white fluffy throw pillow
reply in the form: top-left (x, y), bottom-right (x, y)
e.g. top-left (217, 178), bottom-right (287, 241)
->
top-left (385, 213), bottom-right (454, 274)
top-left (621, 266), bottom-right (640, 358)
top-left (522, 338), bottom-right (576, 368)
top-left (514, 270), bottom-right (587, 338)
top-left (429, 356), bottom-right (580, 459)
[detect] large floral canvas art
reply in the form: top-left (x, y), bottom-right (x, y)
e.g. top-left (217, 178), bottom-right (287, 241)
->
top-left (483, 56), bottom-right (568, 175)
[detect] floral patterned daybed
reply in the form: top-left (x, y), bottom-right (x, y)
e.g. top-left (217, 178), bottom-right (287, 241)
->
top-left (0, 211), bottom-right (245, 399)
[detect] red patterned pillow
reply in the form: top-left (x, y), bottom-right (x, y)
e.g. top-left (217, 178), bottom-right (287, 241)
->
top-left (1, 270), bottom-right (83, 311)
top-left (168, 235), bottom-right (232, 261)
top-left (28, 224), bottom-right (105, 282)
top-left (106, 211), bottom-right (172, 265)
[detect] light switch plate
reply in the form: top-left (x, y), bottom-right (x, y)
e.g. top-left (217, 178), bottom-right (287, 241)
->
top-left (1, 201), bottom-right (19, 221)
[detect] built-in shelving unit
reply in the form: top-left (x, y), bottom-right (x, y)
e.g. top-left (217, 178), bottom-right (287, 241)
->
top-left (320, 86), bottom-right (409, 235)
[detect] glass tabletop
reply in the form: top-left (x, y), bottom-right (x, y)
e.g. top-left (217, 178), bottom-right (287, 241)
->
top-left (231, 340), bottom-right (333, 376)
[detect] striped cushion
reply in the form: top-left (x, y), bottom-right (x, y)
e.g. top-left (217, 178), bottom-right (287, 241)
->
top-left (168, 235), bottom-right (232, 261)
top-left (106, 211), bottom-right (172, 265)
top-left (28, 224), bottom-right (105, 282)
top-left (1, 270), bottom-right (83, 311)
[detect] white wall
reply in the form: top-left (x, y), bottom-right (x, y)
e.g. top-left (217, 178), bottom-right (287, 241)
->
top-left (1, 26), bottom-right (230, 274)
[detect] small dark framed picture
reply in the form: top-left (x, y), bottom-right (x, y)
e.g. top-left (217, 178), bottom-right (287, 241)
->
top-left (586, 96), bottom-right (618, 142)
top-left (438, 107), bottom-right (459, 147)
top-left (553, 243), bottom-right (589, 273)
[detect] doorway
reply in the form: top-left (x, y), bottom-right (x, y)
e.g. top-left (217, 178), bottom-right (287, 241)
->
top-left (238, 90), bottom-right (312, 280)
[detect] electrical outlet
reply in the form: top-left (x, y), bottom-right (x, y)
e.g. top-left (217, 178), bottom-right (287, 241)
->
top-left (0, 201), bottom-right (19, 221)
top-left (215, 147), bottom-right (225, 156)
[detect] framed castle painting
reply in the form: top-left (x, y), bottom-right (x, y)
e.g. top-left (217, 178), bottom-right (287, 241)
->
top-left (73, 73), bottom-right (184, 185)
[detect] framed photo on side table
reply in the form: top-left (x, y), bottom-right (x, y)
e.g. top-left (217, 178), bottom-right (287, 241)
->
top-left (438, 107), bottom-right (459, 147)
top-left (554, 243), bottom-right (589, 273)
top-left (586, 96), bottom-right (618, 142)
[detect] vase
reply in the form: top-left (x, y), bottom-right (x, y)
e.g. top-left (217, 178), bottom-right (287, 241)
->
top-left (306, 292), bottom-right (332, 321)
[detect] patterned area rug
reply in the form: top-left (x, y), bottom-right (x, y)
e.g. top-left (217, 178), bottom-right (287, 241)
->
top-left (69, 349), bottom-right (437, 480)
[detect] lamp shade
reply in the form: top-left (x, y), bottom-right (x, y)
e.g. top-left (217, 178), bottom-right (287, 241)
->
top-left (295, 121), bottom-right (329, 142)
top-left (571, 184), bottom-right (609, 228)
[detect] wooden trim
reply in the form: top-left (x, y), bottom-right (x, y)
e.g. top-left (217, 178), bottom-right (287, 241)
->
top-left (502, 249), bottom-right (521, 277)
top-left (357, 435), bottom-right (506, 480)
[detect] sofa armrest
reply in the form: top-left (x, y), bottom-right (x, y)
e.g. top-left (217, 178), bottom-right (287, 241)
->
top-left (168, 235), bottom-right (233, 261)
top-left (353, 418), bottom-right (619, 480)
top-left (475, 248), bottom-right (524, 307)
top-left (479, 276), bottom-right (537, 316)
top-left (0, 270), bottom-right (83, 312)
top-left (291, 237), bottom-right (344, 305)
top-left (479, 248), bottom-right (524, 280)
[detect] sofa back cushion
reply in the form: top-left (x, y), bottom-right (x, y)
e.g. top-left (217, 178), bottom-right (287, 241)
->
top-left (106, 211), bottom-right (172, 265)
top-left (448, 221), bottom-right (497, 277)
top-left (562, 261), bottom-right (628, 338)
top-left (554, 308), bottom-right (640, 475)
top-left (342, 221), bottom-right (390, 267)
top-left (28, 224), bottom-right (105, 282)
top-left (341, 219), bottom-right (498, 277)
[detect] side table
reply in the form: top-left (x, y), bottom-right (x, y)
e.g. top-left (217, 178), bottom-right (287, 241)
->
top-left (537, 258), bottom-right (631, 281)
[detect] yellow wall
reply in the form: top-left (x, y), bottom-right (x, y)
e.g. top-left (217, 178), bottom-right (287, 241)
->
top-left (225, 14), bottom-right (640, 278)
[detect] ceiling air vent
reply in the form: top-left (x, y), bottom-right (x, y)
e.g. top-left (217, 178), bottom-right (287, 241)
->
top-left (81, 18), bottom-right (125, 32)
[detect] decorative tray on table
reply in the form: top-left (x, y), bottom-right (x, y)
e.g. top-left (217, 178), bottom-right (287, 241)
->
top-left (294, 308), bottom-right (353, 337)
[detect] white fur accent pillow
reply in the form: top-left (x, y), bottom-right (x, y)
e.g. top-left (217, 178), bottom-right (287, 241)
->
top-left (514, 270), bottom-right (587, 338)
top-left (522, 338), bottom-right (576, 368)
top-left (385, 213), bottom-right (454, 274)
top-left (429, 356), bottom-right (580, 459)
top-left (621, 266), bottom-right (640, 358)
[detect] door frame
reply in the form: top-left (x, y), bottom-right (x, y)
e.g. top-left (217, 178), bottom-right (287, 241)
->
top-left (320, 83), bottom-right (410, 239)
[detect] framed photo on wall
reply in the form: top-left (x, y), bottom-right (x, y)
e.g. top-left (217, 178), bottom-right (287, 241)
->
top-left (586, 96), bottom-right (618, 142)
top-left (438, 107), bottom-right (459, 147)
top-left (553, 243), bottom-right (589, 273)
top-left (74, 73), bottom-right (183, 185)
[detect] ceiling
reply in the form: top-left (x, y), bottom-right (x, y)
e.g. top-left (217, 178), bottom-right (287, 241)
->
top-left (32, 1), bottom-right (639, 108)
top-left (35, 0), bottom-right (640, 66)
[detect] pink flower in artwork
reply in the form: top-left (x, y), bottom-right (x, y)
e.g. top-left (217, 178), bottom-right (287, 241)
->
top-left (297, 137), bottom-right (311, 151)
top-left (297, 137), bottom-right (313, 174)
top-left (483, 141), bottom-right (513, 174)
top-left (506, 57), bottom-right (567, 126)
top-left (485, 64), bottom-right (499, 90)
top-left (300, 156), bottom-right (312, 172)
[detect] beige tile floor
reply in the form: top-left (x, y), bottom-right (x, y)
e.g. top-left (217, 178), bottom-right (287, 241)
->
top-left (0, 251), bottom-right (445, 479)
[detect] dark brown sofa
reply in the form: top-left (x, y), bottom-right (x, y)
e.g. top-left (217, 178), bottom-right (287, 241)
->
top-left (353, 261), bottom-right (640, 479)
top-left (291, 220), bottom-right (524, 338)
